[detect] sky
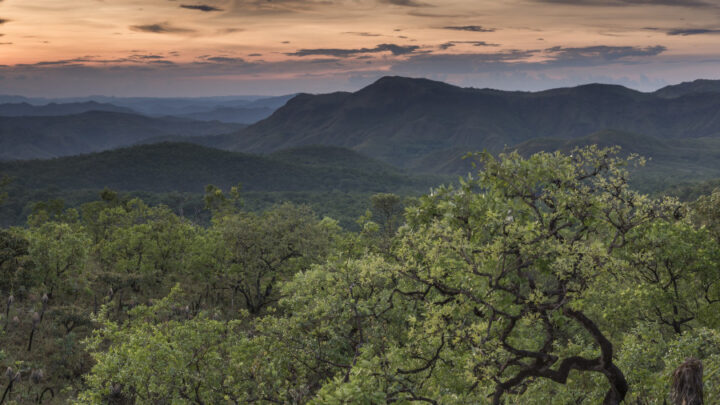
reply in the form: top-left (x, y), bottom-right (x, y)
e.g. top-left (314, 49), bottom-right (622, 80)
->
top-left (1, 0), bottom-right (720, 96)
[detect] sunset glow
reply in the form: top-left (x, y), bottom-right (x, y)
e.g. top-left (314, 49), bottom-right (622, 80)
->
top-left (2, 0), bottom-right (720, 95)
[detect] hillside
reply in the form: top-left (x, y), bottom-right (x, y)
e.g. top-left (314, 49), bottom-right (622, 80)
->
top-left (0, 142), bottom-right (443, 227)
top-left (179, 106), bottom-right (276, 124)
top-left (219, 76), bottom-right (720, 170)
top-left (512, 130), bottom-right (720, 192)
top-left (0, 112), bottom-right (245, 160)
top-left (654, 79), bottom-right (720, 98)
top-left (0, 142), bottom-right (439, 193)
top-left (0, 101), bottom-right (136, 116)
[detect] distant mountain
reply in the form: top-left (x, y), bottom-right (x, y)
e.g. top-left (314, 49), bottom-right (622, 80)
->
top-left (217, 76), bottom-right (720, 170)
top-left (509, 130), bottom-right (720, 192)
top-left (174, 95), bottom-right (296, 123)
top-left (179, 106), bottom-right (276, 124)
top-left (0, 94), bottom-right (295, 122)
top-left (0, 101), bottom-right (135, 116)
top-left (654, 79), bottom-right (720, 98)
top-left (0, 142), bottom-right (438, 193)
top-left (0, 112), bottom-right (245, 160)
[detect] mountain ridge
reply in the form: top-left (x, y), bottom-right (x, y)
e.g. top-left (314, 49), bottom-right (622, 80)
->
top-left (217, 76), bottom-right (720, 170)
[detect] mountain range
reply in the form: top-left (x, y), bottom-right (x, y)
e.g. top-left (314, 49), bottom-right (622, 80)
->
top-left (198, 77), bottom-right (720, 173)
top-left (0, 142), bottom-right (434, 193)
top-left (0, 112), bottom-right (245, 160)
top-left (0, 101), bottom-right (136, 116)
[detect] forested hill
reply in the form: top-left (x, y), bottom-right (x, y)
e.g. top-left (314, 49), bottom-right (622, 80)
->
top-left (0, 112), bottom-right (245, 160)
top-left (426, 129), bottom-right (720, 192)
top-left (653, 78), bottom-right (720, 98)
top-left (0, 101), bottom-right (136, 116)
top-left (0, 142), bottom-right (439, 193)
top-left (215, 76), bottom-right (720, 170)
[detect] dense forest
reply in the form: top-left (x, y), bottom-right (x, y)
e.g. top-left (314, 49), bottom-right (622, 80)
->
top-left (1, 146), bottom-right (718, 404)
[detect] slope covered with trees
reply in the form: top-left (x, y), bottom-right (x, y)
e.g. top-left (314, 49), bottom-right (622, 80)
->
top-left (0, 112), bottom-right (245, 161)
top-left (0, 143), bottom-right (443, 228)
top-left (210, 77), bottom-right (720, 171)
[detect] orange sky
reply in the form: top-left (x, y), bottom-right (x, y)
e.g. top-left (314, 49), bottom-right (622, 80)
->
top-left (1, 0), bottom-right (720, 96)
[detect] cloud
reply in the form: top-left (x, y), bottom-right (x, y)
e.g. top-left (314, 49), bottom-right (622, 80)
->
top-left (390, 50), bottom-right (538, 74)
top-left (204, 56), bottom-right (247, 63)
top-left (544, 45), bottom-right (667, 65)
top-left (343, 32), bottom-right (382, 37)
top-left (130, 22), bottom-right (195, 34)
top-left (439, 41), bottom-right (500, 50)
top-left (218, 28), bottom-right (243, 34)
top-left (180, 4), bottom-right (223, 12)
top-left (666, 28), bottom-right (720, 35)
top-left (379, 0), bottom-right (432, 6)
top-left (535, 0), bottom-right (710, 6)
top-left (221, 0), bottom-right (340, 15)
top-left (390, 45), bottom-right (667, 75)
top-left (443, 25), bottom-right (495, 32)
top-left (288, 43), bottom-right (420, 57)
top-left (130, 54), bottom-right (165, 59)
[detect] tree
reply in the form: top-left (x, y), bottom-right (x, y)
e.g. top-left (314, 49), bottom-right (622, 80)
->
top-left (370, 193), bottom-right (403, 237)
top-left (207, 203), bottom-right (338, 315)
top-left (78, 288), bottom-right (276, 405)
top-left (26, 221), bottom-right (89, 297)
top-left (375, 147), bottom-right (680, 404)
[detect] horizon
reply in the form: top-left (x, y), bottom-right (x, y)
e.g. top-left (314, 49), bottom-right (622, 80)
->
top-left (2, 0), bottom-right (720, 96)
top-left (0, 75), bottom-right (715, 99)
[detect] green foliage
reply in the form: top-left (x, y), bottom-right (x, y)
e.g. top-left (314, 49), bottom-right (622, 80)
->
top-left (206, 202), bottom-right (339, 315)
top-left (78, 288), bottom-right (271, 404)
top-left (5, 146), bottom-right (720, 404)
top-left (26, 221), bottom-right (90, 296)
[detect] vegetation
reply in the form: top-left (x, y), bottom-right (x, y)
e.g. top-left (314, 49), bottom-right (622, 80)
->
top-left (220, 76), bottom-right (720, 174)
top-left (1, 146), bottom-right (720, 403)
top-left (0, 143), bottom-right (441, 229)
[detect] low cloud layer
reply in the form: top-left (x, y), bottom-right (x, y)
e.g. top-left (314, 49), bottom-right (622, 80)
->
top-left (379, 0), bottom-right (432, 6)
top-left (180, 4), bottom-right (223, 12)
top-left (666, 28), bottom-right (720, 36)
top-left (544, 45), bottom-right (667, 64)
top-left (439, 41), bottom-right (499, 50)
top-left (130, 22), bottom-right (195, 34)
top-left (288, 43), bottom-right (420, 57)
top-left (443, 25), bottom-right (495, 32)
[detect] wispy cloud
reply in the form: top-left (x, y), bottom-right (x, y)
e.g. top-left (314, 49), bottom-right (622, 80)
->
top-left (391, 45), bottom-right (667, 75)
top-left (535, 0), bottom-right (710, 6)
top-left (379, 0), bottom-right (432, 6)
top-left (439, 41), bottom-right (499, 50)
top-left (343, 32), bottom-right (382, 37)
top-left (203, 56), bottom-right (247, 63)
top-left (180, 4), bottom-right (223, 12)
top-left (288, 43), bottom-right (420, 57)
top-left (130, 22), bottom-right (195, 34)
top-left (666, 28), bottom-right (720, 35)
top-left (544, 45), bottom-right (667, 64)
top-left (443, 25), bottom-right (495, 32)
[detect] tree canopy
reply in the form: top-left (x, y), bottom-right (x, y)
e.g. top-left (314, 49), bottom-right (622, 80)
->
top-left (2, 147), bottom-right (720, 404)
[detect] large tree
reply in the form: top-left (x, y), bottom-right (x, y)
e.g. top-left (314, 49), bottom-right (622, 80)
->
top-left (380, 147), bottom-right (680, 404)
